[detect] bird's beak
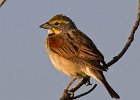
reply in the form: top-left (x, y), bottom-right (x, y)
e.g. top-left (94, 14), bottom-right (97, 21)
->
top-left (40, 22), bottom-right (52, 29)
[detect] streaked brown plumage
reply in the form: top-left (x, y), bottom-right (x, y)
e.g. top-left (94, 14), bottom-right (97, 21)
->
top-left (40, 14), bottom-right (120, 99)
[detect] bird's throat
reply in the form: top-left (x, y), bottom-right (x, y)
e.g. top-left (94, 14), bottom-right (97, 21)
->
top-left (48, 29), bottom-right (61, 36)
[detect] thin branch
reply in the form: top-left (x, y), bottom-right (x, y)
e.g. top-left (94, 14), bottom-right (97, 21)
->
top-left (106, 1), bottom-right (140, 68)
top-left (72, 84), bottom-right (97, 99)
top-left (60, 1), bottom-right (140, 100)
top-left (60, 78), bottom-right (93, 100)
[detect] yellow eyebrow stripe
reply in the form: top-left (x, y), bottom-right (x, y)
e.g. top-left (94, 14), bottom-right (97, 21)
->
top-left (52, 20), bottom-right (69, 24)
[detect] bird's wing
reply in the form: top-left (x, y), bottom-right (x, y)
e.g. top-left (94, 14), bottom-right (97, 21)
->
top-left (47, 30), bottom-right (107, 71)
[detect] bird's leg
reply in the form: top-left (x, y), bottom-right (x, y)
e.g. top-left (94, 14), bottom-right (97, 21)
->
top-left (62, 78), bottom-right (91, 98)
top-left (68, 78), bottom-right (91, 93)
top-left (64, 78), bottom-right (77, 93)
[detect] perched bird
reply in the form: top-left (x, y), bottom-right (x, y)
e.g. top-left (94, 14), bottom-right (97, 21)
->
top-left (40, 14), bottom-right (120, 99)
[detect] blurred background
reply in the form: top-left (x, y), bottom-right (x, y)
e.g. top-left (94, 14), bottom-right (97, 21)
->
top-left (0, 0), bottom-right (139, 100)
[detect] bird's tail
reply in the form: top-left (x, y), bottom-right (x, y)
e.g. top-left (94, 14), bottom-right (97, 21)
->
top-left (102, 80), bottom-right (120, 99)
top-left (85, 68), bottom-right (120, 99)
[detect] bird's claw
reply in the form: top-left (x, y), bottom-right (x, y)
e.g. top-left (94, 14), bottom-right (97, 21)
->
top-left (85, 78), bottom-right (92, 86)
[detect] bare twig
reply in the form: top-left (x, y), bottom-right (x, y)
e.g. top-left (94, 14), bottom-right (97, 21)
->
top-left (72, 84), bottom-right (97, 99)
top-left (0, 0), bottom-right (6, 7)
top-left (60, 78), bottom-right (97, 100)
top-left (106, 1), bottom-right (140, 68)
top-left (60, 78), bottom-right (88, 100)
top-left (60, 1), bottom-right (140, 99)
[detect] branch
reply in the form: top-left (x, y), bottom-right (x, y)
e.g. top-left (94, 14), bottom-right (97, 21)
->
top-left (72, 84), bottom-right (97, 99)
top-left (106, 0), bottom-right (140, 68)
top-left (60, 78), bottom-right (97, 100)
top-left (60, 1), bottom-right (140, 99)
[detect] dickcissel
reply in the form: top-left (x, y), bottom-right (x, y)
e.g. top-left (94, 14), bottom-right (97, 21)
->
top-left (40, 14), bottom-right (120, 99)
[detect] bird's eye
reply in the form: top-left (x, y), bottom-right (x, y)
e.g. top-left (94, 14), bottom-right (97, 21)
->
top-left (54, 22), bottom-right (60, 26)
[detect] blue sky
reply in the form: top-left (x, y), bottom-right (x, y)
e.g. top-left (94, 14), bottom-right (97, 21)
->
top-left (0, 0), bottom-right (140, 100)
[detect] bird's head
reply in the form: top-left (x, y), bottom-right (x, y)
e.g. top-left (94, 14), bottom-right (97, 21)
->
top-left (40, 14), bottom-right (76, 35)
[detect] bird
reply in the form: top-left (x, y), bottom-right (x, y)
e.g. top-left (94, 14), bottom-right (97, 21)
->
top-left (40, 14), bottom-right (120, 99)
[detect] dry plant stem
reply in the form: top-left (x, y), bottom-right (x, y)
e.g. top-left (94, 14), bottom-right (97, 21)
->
top-left (106, 1), bottom-right (140, 68)
top-left (60, 78), bottom-right (97, 100)
top-left (60, 78), bottom-right (88, 100)
top-left (60, 1), bottom-right (140, 99)
top-left (72, 84), bottom-right (97, 99)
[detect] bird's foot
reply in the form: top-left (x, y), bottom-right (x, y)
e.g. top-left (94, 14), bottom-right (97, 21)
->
top-left (84, 78), bottom-right (92, 86)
